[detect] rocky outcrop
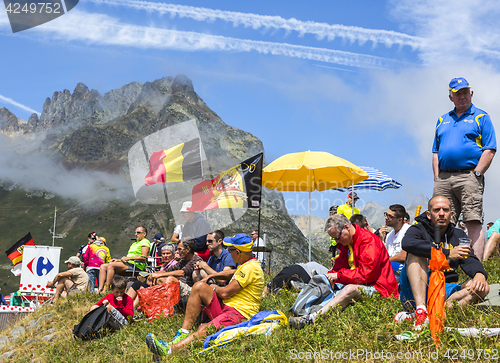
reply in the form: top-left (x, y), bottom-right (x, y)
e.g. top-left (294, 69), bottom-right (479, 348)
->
top-left (0, 108), bottom-right (23, 133)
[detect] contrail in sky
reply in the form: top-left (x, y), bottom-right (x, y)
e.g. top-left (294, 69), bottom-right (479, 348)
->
top-left (20, 10), bottom-right (408, 69)
top-left (0, 94), bottom-right (41, 115)
top-left (88, 0), bottom-right (422, 49)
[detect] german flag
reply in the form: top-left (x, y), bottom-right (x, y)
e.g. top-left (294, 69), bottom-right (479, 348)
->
top-left (5, 233), bottom-right (35, 266)
top-left (144, 138), bottom-right (202, 186)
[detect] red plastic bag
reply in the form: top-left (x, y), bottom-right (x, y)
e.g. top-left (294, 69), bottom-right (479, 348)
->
top-left (137, 282), bottom-right (180, 321)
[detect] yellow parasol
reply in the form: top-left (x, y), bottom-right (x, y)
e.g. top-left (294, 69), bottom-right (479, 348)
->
top-left (263, 151), bottom-right (368, 261)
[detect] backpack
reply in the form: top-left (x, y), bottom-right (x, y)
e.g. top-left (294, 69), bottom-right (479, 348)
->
top-left (73, 304), bottom-right (110, 340)
top-left (290, 275), bottom-right (338, 316)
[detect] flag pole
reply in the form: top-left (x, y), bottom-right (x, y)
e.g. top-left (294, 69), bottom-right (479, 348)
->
top-left (52, 207), bottom-right (57, 247)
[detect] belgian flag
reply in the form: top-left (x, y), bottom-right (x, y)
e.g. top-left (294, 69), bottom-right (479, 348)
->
top-left (144, 138), bottom-right (202, 186)
top-left (5, 232), bottom-right (35, 266)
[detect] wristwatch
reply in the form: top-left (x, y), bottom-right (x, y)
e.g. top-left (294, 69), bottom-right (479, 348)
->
top-left (474, 171), bottom-right (482, 178)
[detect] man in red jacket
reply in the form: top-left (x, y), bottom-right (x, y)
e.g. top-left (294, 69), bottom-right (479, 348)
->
top-left (289, 214), bottom-right (398, 328)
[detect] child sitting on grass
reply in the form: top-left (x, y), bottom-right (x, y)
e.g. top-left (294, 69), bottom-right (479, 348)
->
top-left (90, 275), bottom-right (133, 329)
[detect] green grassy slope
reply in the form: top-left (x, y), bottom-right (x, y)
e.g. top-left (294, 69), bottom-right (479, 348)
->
top-left (2, 258), bottom-right (500, 363)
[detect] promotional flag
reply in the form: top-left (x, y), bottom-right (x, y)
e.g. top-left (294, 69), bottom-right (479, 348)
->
top-left (144, 138), bottom-right (202, 186)
top-left (189, 153), bottom-right (263, 212)
top-left (5, 233), bottom-right (35, 276)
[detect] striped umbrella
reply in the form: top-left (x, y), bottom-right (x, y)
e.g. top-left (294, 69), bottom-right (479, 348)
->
top-left (336, 166), bottom-right (402, 192)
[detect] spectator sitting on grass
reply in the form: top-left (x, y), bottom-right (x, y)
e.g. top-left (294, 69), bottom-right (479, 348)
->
top-left (288, 214), bottom-right (399, 329)
top-left (145, 233), bottom-right (264, 359)
top-left (47, 256), bottom-right (89, 303)
top-left (159, 244), bottom-right (178, 271)
top-left (396, 195), bottom-right (489, 330)
top-left (192, 230), bottom-right (236, 285)
top-left (90, 275), bottom-right (133, 329)
top-left (146, 238), bottom-right (202, 299)
top-left (127, 249), bottom-right (182, 310)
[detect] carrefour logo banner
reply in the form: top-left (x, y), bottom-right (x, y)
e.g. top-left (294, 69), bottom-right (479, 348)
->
top-left (20, 246), bottom-right (61, 290)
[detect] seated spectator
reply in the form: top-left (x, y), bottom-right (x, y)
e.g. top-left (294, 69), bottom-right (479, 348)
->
top-left (147, 238), bottom-right (202, 299)
top-left (145, 233), bottom-right (264, 358)
top-left (159, 244), bottom-right (178, 271)
top-left (383, 204), bottom-right (410, 276)
top-left (350, 214), bottom-right (374, 233)
top-left (180, 201), bottom-right (211, 262)
top-left (404, 212), bottom-right (411, 224)
top-left (127, 250), bottom-right (182, 310)
top-left (150, 233), bottom-right (166, 258)
top-left (83, 237), bottom-right (110, 292)
top-left (77, 232), bottom-right (97, 258)
top-left (251, 229), bottom-right (266, 267)
top-left (289, 214), bottom-right (398, 329)
top-left (90, 275), bottom-right (133, 329)
top-left (47, 256), bottom-right (89, 303)
top-left (398, 196), bottom-right (489, 329)
top-left (193, 230), bottom-right (236, 284)
top-left (263, 261), bottom-right (329, 296)
top-left (484, 218), bottom-right (500, 261)
top-left (98, 226), bottom-right (150, 293)
top-left (487, 222), bottom-right (494, 230)
top-left (171, 224), bottom-right (184, 243)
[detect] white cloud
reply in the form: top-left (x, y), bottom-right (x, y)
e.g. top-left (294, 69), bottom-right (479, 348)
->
top-left (0, 134), bottom-right (132, 202)
top-left (0, 94), bottom-right (40, 116)
top-left (389, 0), bottom-right (500, 65)
top-left (88, 0), bottom-right (422, 49)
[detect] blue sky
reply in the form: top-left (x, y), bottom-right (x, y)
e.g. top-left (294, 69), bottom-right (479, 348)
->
top-left (2, 0), bottom-right (500, 224)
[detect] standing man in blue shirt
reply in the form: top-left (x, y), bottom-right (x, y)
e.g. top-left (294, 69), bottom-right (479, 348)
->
top-left (433, 77), bottom-right (496, 261)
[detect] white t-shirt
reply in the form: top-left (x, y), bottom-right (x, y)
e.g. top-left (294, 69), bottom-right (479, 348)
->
top-left (174, 224), bottom-right (184, 240)
top-left (385, 223), bottom-right (410, 258)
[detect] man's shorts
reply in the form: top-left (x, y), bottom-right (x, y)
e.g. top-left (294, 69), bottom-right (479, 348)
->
top-left (179, 281), bottom-right (192, 299)
top-left (399, 265), bottom-right (461, 311)
top-left (203, 290), bottom-right (246, 330)
top-left (67, 282), bottom-right (82, 297)
top-left (433, 170), bottom-right (484, 224)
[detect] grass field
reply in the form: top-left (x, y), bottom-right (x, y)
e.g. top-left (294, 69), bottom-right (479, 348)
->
top-left (2, 258), bottom-right (500, 362)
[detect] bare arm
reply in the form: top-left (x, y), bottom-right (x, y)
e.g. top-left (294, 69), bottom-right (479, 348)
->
top-left (389, 250), bottom-right (407, 264)
top-left (214, 279), bottom-right (242, 300)
top-left (201, 268), bottom-right (236, 283)
top-left (475, 149), bottom-right (496, 175)
top-left (47, 270), bottom-right (73, 287)
top-left (433, 152), bottom-right (439, 179)
top-left (122, 246), bottom-right (150, 262)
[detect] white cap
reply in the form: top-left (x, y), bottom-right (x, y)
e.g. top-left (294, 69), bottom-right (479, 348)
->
top-left (180, 201), bottom-right (192, 212)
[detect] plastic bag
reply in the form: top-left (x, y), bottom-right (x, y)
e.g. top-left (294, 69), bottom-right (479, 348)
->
top-left (137, 282), bottom-right (180, 321)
